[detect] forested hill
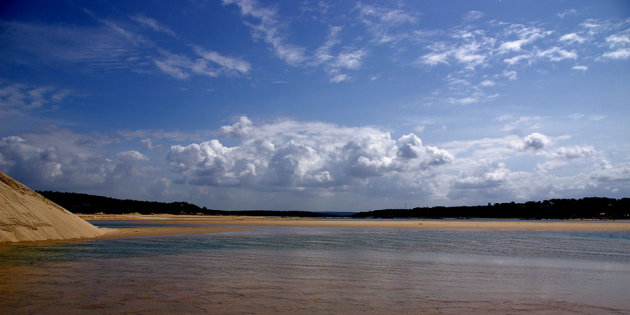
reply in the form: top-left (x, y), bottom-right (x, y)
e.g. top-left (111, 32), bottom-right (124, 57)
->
top-left (38, 191), bottom-right (334, 217)
top-left (351, 198), bottom-right (630, 219)
top-left (39, 191), bottom-right (629, 219)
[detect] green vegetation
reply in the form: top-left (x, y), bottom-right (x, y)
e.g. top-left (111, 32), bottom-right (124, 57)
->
top-left (38, 191), bottom-right (334, 217)
top-left (351, 198), bottom-right (630, 219)
top-left (39, 191), bottom-right (630, 219)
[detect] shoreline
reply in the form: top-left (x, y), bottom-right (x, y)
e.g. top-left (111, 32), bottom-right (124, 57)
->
top-left (80, 214), bottom-right (630, 231)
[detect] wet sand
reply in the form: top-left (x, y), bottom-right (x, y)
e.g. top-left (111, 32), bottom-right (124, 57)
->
top-left (81, 214), bottom-right (630, 235)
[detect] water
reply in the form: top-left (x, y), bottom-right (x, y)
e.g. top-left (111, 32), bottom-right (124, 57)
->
top-left (1, 224), bottom-right (630, 313)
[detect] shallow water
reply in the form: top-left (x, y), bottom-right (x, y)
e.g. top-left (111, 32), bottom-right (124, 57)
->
top-left (1, 224), bottom-right (630, 314)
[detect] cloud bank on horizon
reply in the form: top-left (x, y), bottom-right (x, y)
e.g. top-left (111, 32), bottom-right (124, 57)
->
top-left (0, 0), bottom-right (629, 210)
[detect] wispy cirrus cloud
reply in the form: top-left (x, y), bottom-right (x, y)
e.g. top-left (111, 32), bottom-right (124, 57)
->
top-left (0, 82), bottom-right (72, 116)
top-left (152, 47), bottom-right (250, 80)
top-left (223, 0), bottom-right (307, 65)
top-left (0, 11), bottom-right (251, 81)
top-left (0, 20), bottom-right (143, 72)
top-left (356, 2), bottom-right (418, 44)
top-left (130, 14), bottom-right (177, 37)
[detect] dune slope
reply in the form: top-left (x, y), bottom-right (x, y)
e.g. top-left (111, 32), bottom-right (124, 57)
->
top-left (0, 171), bottom-right (103, 243)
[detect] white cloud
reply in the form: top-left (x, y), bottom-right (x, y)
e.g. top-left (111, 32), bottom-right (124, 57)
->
top-left (130, 15), bottom-right (176, 37)
top-left (555, 146), bottom-right (594, 160)
top-left (606, 34), bottom-right (630, 48)
top-left (193, 47), bottom-right (251, 74)
top-left (448, 97), bottom-right (478, 105)
top-left (503, 54), bottom-right (532, 65)
top-left (0, 20), bottom-right (143, 72)
top-left (557, 9), bottom-right (577, 19)
top-left (314, 26), bottom-right (342, 65)
top-left (117, 150), bottom-right (149, 161)
top-left (572, 65), bottom-right (588, 71)
top-left (499, 39), bottom-right (528, 52)
top-left (154, 58), bottom-right (193, 80)
top-left (167, 117), bottom-right (453, 188)
top-left (521, 132), bottom-right (550, 151)
top-left (420, 52), bottom-right (449, 66)
top-left (0, 83), bottom-right (72, 116)
top-left (0, 128), bottom-right (117, 188)
top-left (332, 49), bottom-right (367, 71)
top-left (602, 48), bottom-right (630, 60)
top-left (499, 25), bottom-right (550, 54)
top-left (453, 162), bottom-right (507, 189)
top-left (537, 47), bottom-right (578, 62)
top-left (356, 2), bottom-right (417, 44)
top-left (503, 70), bottom-right (517, 80)
top-left (330, 74), bottom-right (350, 83)
top-left (223, 0), bottom-right (306, 65)
top-left (219, 116), bottom-right (254, 138)
top-left (501, 116), bottom-right (543, 132)
top-left (1, 118), bottom-right (626, 209)
top-left (153, 48), bottom-right (250, 79)
top-left (480, 80), bottom-right (495, 87)
top-left (463, 11), bottom-right (484, 21)
top-left (559, 33), bottom-right (585, 44)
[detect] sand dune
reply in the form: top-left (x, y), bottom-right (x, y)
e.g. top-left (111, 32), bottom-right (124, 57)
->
top-left (0, 171), bottom-right (104, 243)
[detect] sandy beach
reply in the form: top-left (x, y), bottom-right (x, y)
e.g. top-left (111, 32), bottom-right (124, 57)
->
top-left (81, 214), bottom-right (630, 234)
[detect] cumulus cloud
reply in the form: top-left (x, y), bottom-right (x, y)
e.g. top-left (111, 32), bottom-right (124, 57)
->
top-left (117, 150), bottom-right (149, 161)
top-left (167, 117), bottom-right (453, 188)
top-left (219, 116), bottom-right (254, 138)
top-left (0, 127), bottom-right (153, 190)
top-left (555, 145), bottom-right (594, 160)
top-left (453, 162), bottom-right (508, 189)
top-left (521, 133), bottom-right (550, 151)
top-left (0, 131), bottom-right (114, 187)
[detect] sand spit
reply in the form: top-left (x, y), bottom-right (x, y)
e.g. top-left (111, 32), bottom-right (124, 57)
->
top-left (0, 171), bottom-right (104, 243)
top-left (80, 214), bottom-right (630, 231)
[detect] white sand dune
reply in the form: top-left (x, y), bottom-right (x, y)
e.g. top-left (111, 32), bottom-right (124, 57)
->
top-left (0, 171), bottom-right (104, 243)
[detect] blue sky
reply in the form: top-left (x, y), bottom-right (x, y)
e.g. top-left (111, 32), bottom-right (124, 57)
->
top-left (1, 0), bottom-right (629, 211)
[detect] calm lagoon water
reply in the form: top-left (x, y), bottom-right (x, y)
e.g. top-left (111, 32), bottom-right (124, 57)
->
top-left (1, 223), bottom-right (630, 314)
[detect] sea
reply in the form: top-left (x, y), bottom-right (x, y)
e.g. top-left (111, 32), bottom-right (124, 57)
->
top-left (1, 221), bottom-right (630, 314)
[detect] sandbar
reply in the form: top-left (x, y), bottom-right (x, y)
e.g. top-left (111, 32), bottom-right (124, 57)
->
top-left (80, 214), bottom-right (630, 232)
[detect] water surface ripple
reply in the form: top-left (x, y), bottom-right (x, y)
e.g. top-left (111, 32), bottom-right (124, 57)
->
top-left (1, 225), bottom-right (629, 313)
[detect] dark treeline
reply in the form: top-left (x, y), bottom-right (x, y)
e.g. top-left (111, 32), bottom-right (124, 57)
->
top-left (38, 191), bottom-right (336, 217)
top-left (352, 197), bottom-right (630, 219)
top-left (39, 191), bottom-right (630, 219)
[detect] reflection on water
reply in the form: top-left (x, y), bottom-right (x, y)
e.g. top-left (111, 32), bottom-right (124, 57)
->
top-left (1, 226), bottom-right (630, 313)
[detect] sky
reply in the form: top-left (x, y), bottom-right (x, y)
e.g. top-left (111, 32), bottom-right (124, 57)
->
top-left (1, 0), bottom-right (629, 211)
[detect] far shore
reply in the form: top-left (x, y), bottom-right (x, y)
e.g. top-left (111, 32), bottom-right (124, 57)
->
top-left (80, 214), bottom-right (630, 233)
